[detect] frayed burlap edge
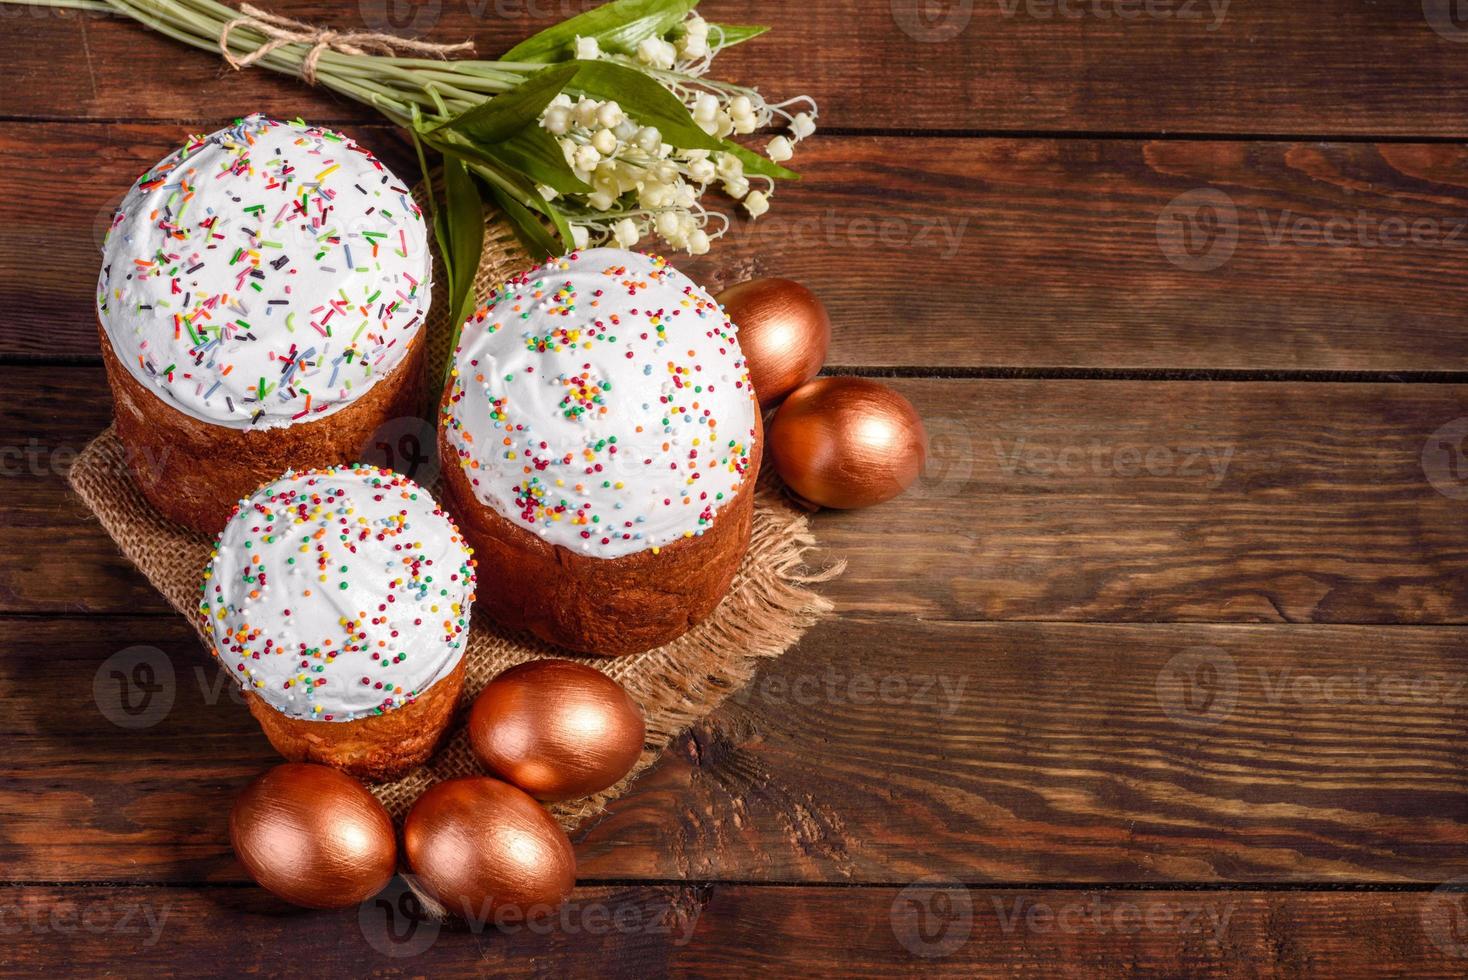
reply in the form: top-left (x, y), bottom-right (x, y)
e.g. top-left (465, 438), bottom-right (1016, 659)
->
top-left (68, 209), bottom-right (843, 829)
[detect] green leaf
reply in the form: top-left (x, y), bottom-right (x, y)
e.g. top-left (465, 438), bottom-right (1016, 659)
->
top-left (429, 63), bottom-right (579, 143)
top-left (528, 189), bottom-right (576, 249)
top-left (504, 0), bottom-right (698, 63)
top-left (442, 156), bottom-right (486, 336)
top-left (407, 113), bottom-right (445, 276)
top-left (568, 59), bottom-right (711, 147)
top-left (565, 60), bottom-right (798, 180)
top-left (718, 140), bottom-right (800, 181)
top-left (457, 154), bottom-right (574, 252)
top-left (490, 185), bottom-right (563, 260)
top-left (700, 23), bottom-right (770, 48)
top-left (488, 126), bottom-right (591, 195)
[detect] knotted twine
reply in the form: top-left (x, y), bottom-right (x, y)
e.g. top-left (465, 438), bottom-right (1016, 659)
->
top-left (218, 3), bottom-right (474, 85)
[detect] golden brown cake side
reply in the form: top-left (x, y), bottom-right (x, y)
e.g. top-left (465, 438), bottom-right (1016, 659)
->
top-left (101, 320), bottom-right (426, 535)
top-left (245, 656), bottom-right (466, 783)
top-left (438, 400), bottom-right (760, 657)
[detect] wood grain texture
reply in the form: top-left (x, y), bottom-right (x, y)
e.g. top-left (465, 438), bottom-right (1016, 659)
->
top-left (4, 614), bottom-right (1465, 884)
top-left (11, 123), bottom-right (1468, 371)
top-left (7, 2), bottom-right (1468, 136)
top-left (8, 367), bottom-right (1468, 623)
top-left (2, 884), bottom-right (1467, 978)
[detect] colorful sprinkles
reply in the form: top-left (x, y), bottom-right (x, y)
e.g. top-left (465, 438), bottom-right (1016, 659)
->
top-left (443, 248), bottom-right (758, 560)
top-left (97, 114), bottom-right (430, 430)
top-left (199, 465), bottom-right (476, 722)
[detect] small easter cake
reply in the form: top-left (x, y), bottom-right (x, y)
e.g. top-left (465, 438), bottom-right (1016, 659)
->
top-left (438, 248), bottom-right (760, 656)
top-left (97, 114), bottom-right (431, 533)
top-left (200, 465), bottom-right (475, 781)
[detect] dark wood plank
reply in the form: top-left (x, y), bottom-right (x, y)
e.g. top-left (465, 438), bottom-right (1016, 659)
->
top-left (4, 884), bottom-right (1467, 977)
top-left (4, 615), bottom-right (1465, 884)
top-left (7, 367), bottom-right (1468, 623)
top-left (11, 122), bottom-right (1468, 371)
top-left (7, 3), bottom-right (1468, 136)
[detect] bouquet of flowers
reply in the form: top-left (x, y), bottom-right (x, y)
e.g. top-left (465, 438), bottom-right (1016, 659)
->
top-left (7, 0), bottom-right (817, 329)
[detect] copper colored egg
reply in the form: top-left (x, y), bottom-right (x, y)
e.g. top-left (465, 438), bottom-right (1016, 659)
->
top-left (717, 278), bottom-right (832, 408)
top-left (469, 660), bottom-right (646, 803)
top-left (229, 763), bottom-right (397, 910)
top-left (403, 776), bottom-right (576, 921)
top-left (768, 377), bottom-right (928, 509)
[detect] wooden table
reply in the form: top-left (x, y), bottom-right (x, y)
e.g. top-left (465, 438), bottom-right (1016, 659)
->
top-left (4, 2), bottom-right (1468, 975)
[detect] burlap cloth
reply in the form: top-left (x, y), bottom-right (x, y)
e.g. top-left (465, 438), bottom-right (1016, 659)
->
top-left (69, 212), bottom-right (841, 829)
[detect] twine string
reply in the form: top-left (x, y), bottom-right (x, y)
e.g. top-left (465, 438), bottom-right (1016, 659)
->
top-left (219, 3), bottom-right (474, 85)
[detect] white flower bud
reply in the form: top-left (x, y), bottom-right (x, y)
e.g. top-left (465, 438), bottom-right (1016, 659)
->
top-left (687, 158), bottom-right (717, 184)
top-left (614, 218), bottom-right (640, 248)
top-left (574, 98), bottom-right (602, 128)
top-left (693, 93), bottom-right (720, 122)
top-left (716, 154), bottom-right (744, 180)
top-left (537, 183), bottom-right (558, 202)
top-left (743, 190), bottom-right (770, 218)
top-left (640, 181), bottom-right (672, 209)
top-left (571, 224), bottom-right (590, 249)
top-left (542, 105), bottom-right (572, 135)
top-left (574, 144), bottom-right (602, 171)
top-left (550, 93), bottom-right (573, 109)
top-left (574, 35), bottom-right (600, 60)
top-left (596, 100), bottom-right (624, 129)
top-left (635, 126), bottom-right (662, 153)
top-left (732, 113), bottom-right (757, 135)
top-left (588, 189), bottom-right (617, 211)
top-left (729, 95), bottom-right (753, 118)
top-left (636, 36), bottom-right (675, 69)
top-left (697, 115), bottom-right (721, 136)
top-left (688, 229), bottom-right (711, 255)
top-left (558, 138), bottom-right (578, 166)
top-left (723, 176), bottom-right (750, 200)
top-left (715, 112), bottom-right (736, 138)
top-left (656, 211), bottom-right (683, 240)
top-left (677, 34), bottom-right (707, 59)
top-left (614, 119), bottom-right (639, 141)
top-left (791, 112), bottom-right (817, 140)
top-left (766, 135), bottom-right (794, 162)
top-left (674, 182), bottom-right (697, 208)
top-left (685, 14), bottom-right (709, 39)
top-left (653, 161), bottom-right (679, 184)
top-left (592, 128), bottom-right (619, 155)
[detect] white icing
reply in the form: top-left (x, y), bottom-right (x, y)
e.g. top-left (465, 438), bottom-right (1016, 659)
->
top-left (97, 114), bottom-right (431, 430)
top-left (442, 248), bottom-right (758, 560)
top-left (200, 466), bottom-right (475, 723)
